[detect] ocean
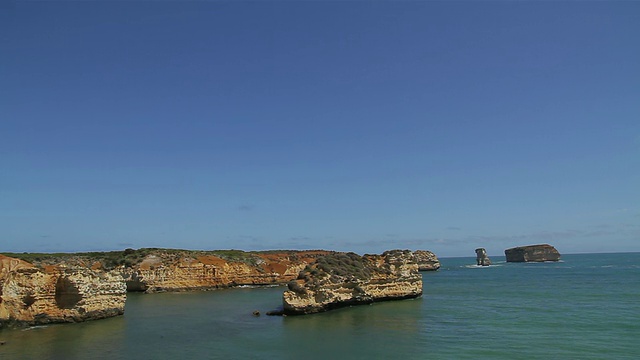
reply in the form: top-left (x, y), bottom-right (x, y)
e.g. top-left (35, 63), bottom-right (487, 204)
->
top-left (1, 253), bottom-right (638, 359)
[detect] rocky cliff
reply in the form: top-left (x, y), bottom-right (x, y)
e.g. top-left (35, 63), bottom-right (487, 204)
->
top-left (3, 249), bottom-right (334, 293)
top-left (119, 250), bottom-right (333, 292)
top-left (504, 244), bottom-right (560, 262)
top-left (282, 250), bottom-right (422, 315)
top-left (0, 255), bottom-right (126, 328)
top-left (1, 248), bottom-right (437, 326)
top-left (413, 250), bottom-right (441, 271)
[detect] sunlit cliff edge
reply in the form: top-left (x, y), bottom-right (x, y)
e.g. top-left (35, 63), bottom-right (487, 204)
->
top-left (0, 254), bottom-right (126, 328)
top-left (1, 248), bottom-right (440, 327)
top-left (283, 250), bottom-right (424, 315)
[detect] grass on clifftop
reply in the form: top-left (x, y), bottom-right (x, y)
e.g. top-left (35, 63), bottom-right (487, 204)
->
top-left (1, 248), bottom-right (159, 269)
top-left (298, 252), bottom-right (373, 282)
top-left (1, 248), bottom-right (263, 269)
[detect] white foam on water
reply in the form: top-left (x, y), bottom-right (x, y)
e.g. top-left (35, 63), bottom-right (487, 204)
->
top-left (22, 325), bottom-right (49, 331)
top-left (462, 264), bottom-right (502, 269)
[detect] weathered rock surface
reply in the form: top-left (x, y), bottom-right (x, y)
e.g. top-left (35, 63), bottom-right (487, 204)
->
top-left (504, 244), bottom-right (561, 262)
top-left (0, 255), bottom-right (126, 328)
top-left (475, 248), bottom-right (492, 266)
top-left (119, 250), bottom-right (332, 292)
top-left (282, 250), bottom-right (422, 315)
top-left (413, 250), bottom-right (441, 271)
top-left (1, 248), bottom-right (438, 325)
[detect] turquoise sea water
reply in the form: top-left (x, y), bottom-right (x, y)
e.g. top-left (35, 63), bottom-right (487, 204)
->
top-left (1, 253), bottom-right (639, 359)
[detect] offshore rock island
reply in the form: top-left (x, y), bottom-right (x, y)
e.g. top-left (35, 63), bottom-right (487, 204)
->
top-left (1, 248), bottom-right (440, 326)
top-left (475, 248), bottom-right (492, 266)
top-left (504, 244), bottom-right (561, 262)
top-left (283, 250), bottom-right (424, 315)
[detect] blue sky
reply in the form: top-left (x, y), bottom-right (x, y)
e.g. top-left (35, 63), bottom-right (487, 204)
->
top-left (1, 1), bottom-right (639, 257)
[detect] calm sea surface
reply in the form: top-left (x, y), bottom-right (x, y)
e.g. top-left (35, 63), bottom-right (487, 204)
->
top-left (1, 253), bottom-right (639, 359)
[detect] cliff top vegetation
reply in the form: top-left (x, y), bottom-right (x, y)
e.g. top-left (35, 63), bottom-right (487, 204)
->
top-left (1, 248), bottom-right (331, 270)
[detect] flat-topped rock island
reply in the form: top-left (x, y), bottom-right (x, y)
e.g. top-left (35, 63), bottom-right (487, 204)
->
top-left (504, 244), bottom-right (561, 262)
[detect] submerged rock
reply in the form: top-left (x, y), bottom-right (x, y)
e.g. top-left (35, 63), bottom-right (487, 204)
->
top-left (265, 308), bottom-right (285, 316)
top-left (475, 248), bottom-right (492, 266)
top-left (504, 244), bottom-right (561, 262)
top-left (282, 250), bottom-right (422, 315)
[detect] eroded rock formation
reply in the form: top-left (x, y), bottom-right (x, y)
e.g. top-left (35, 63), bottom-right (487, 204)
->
top-left (1, 248), bottom-right (439, 326)
top-left (413, 250), bottom-right (441, 271)
top-left (0, 255), bottom-right (126, 328)
top-left (475, 248), bottom-right (492, 266)
top-left (119, 250), bottom-right (332, 292)
top-left (282, 250), bottom-right (422, 315)
top-left (504, 244), bottom-right (561, 262)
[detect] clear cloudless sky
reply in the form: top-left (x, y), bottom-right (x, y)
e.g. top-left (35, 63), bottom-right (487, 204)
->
top-left (1, 1), bottom-right (639, 257)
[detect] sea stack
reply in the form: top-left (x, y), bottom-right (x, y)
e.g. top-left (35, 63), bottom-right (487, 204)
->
top-left (504, 244), bottom-right (561, 262)
top-left (475, 248), bottom-right (492, 266)
top-left (282, 250), bottom-right (422, 315)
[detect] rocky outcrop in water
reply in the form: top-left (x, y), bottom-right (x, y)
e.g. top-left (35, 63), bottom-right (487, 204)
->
top-left (413, 250), bottom-right (441, 271)
top-left (1, 248), bottom-right (437, 325)
top-left (504, 244), bottom-right (560, 262)
top-left (475, 248), bottom-right (492, 266)
top-left (282, 250), bottom-right (422, 315)
top-left (0, 255), bottom-right (126, 328)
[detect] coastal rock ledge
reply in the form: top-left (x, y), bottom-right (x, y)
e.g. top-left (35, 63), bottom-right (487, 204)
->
top-left (0, 255), bottom-right (126, 328)
top-left (283, 250), bottom-right (422, 315)
top-left (504, 244), bottom-right (561, 262)
top-left (413, 250), bottom-right (441, 271)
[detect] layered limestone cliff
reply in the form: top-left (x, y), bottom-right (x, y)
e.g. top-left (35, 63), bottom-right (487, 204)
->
top-left (120, 250), bottom-right (332, 292)
top-left (0, 255), bottom-right (126, 328)
top-left (413, 250), bottom-right (441, 271)
top-left (1, 248), bottom-right (437, 326)
top-left (4, 249), bottom-right (334, 294)
top-left (504, 244), bottom-right (561, 262)
top-left (282, 250), bottom-right (422, 315)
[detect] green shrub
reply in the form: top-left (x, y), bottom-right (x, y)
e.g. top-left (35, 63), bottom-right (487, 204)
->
top-left (287, 280), bottom-right (307, 295)
top-left (310, 253), bottom-right (373, 280)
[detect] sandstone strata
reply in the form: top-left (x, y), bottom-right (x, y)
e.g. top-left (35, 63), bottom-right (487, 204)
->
top-left (120, 250), bottom-right (332, 292)
top-left (0, 255), bottom-right (126, 328)
top-left (1, 248), bottom-right (438, 325)
top-left (282, 250), bottom-right (422, 315)
top-left (413, 250), bottom-right (441, 271)
top-left (504, 244), bottom-right (560, 262)
top-left (475, 248), bottom-right (492, 266)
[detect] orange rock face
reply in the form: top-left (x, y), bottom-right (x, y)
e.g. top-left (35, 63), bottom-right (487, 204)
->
top-left (120, 250), bottom-right (333, 292)
top-left (1, 248), bottom-right (438, 325)
top-left (0, 255), bottom-right (126, 328)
